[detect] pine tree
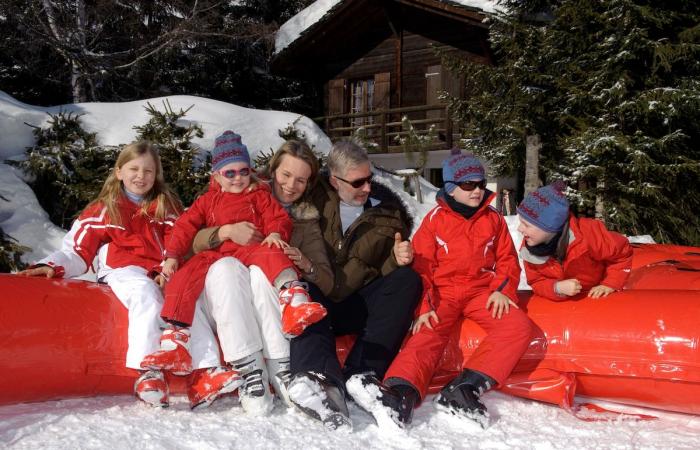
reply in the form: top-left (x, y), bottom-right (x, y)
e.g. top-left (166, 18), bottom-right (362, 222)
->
top-left (133, 101), bottom-right (209, 206)
top-left (10, 111), bottom-right (118, 228)
top-left (449, 0), bottom-right (700, 244)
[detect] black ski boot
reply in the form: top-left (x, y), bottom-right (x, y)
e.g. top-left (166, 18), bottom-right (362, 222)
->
top-left (288, 371), bottom-right (352, 431)
top-left (434, 369), bottom-right (495, 429)
top-left (346, 373), bottom-right (419, 427)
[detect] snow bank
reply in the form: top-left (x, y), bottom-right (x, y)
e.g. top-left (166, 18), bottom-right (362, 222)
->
top-left (0, 91), bottom-right (332, 161)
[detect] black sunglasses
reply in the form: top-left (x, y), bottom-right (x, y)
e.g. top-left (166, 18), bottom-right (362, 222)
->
top-left (334, 173), bottom-right (374, 188)
top-left (446, 179), bottom-right (486, 191)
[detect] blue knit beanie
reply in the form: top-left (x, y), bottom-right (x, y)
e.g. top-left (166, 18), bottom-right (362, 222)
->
top-left (517, 181), bottom-right (570, 233)
top-left (211, 130), bottom-right (251, 171)
top-left (442, 149), bottom-right (486, 194)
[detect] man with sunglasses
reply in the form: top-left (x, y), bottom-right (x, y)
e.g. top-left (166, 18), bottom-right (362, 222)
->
top-left (286, 140), bottom-right (422, 430)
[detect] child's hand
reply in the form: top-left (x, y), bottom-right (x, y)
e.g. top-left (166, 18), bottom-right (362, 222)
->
top-left (486, 291), bottom-right (519, 319)
top-left (162, 258), bottom-right (178, 278)
top-left (588, 284), bottom-right (615, 299)
top-left (412, 310), bottom-right (439, 334)
top-left (556, 279), bottom-right (582, 296)
top-left (262, 232), bottom-right (287, 249)
top-left (16, 266), bottom-right (55, 278)
top-left (154, 274), bottom-right (167, 289)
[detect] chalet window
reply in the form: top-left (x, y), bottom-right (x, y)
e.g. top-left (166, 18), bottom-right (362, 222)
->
top-left (350, 78), bottom-right (375, 128)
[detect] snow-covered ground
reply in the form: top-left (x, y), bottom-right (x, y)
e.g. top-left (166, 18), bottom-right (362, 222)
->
top-left (2, 91), bottom-right (694, 449)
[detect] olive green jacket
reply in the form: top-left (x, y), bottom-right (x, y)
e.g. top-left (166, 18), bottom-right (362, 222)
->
top-left (310, 176), bottom-right (413, 302)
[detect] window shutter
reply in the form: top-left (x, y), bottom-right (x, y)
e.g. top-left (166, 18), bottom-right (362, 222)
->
top-left (372, 72), bottom-right (391, 111)
top-left (328, 78), bottom-right (346, 115)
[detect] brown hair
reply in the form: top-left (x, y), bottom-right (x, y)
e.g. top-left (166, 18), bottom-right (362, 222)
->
top-left (268, 140), bottom-right (320, 193)
top-left (88, 141), bottom-right (183, 225)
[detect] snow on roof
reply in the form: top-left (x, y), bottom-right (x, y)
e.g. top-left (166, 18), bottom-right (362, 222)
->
top-left (274, 0), bottom-right (501, 54)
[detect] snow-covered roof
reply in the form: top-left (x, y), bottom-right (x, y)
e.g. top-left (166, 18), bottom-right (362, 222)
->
top-left (275, 0), bottom-right (501, 54)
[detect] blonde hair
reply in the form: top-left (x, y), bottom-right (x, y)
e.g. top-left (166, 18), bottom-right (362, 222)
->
top-left (268, 140), bottom-right (320, 194)
top-left (89, 141), bottom-right (182, 225)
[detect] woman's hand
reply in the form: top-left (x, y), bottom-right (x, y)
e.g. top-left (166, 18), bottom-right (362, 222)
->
top-left (219, 222), bottom-right (264, 246)
top-left (262, 232), bottom-right (287, 249)
top-left (555, 279), bottom-right (582, 296)
top-left (284, 246), bottom-right (312, 272)
top-left (588, 284), bottom-right (615, 299)
top-left (412, 310), bottom-right (439, 334)
top-left (486, 291), bottom-right (519, 319)
top-left (16, 266), bottom-right (55, 278)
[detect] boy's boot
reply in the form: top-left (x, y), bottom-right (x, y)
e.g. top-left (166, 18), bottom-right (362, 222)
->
top-left (134, 370), bottom-right (169, 408)
top-left (278, 281), bottom-right (327, 337)
top-left (434, 369), bottom-right (495, 429)
top-left (187, 366), bottom-right (243, 410)
top-left (233, 351), bottom-right (273, 416)
top-left (288, 371), bottom-right (351, 431)
top-left (140, 325), bottom-right (193, 375)
top-left (267, 357), bottom-right (292, 407)
top-left (346, 373), bottom-right (418, 428)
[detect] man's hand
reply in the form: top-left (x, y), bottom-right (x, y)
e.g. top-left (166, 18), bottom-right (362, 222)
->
top-left (556, 279), bottom-right (582, 296)
top-left (393, 232), bottom-right (413, 266)
top-left (588, 284), bottom-right (615, 299)
top-left (16, 266), bottom-right (55, 278)
top-left (486, 291), bottom-right (519, 319)
top-left (412, 310), bottom-right (439, 334)
top-left (219, 222), bottom-right (264, 246)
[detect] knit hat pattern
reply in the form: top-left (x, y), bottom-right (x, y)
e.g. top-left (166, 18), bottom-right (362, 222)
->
top-left (211, 130), bottom-right (251, 171)
top-left (442, 148), bottom-right (486, 193)
top-left (517, 181), bottom-right (570, 233)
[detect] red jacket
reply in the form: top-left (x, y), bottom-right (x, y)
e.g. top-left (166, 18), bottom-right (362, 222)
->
top-left (165, 180), bottom-right (292, 259)
top-left (521, 215), bottom-right (633, 300)
top-left (37, 196), bottom-right (175, 278)
top-left (412, 192), bottom-right (520, 316)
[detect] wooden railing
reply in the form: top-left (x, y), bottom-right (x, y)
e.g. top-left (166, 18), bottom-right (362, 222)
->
top-left (314, 104), bottom-right (457, 153)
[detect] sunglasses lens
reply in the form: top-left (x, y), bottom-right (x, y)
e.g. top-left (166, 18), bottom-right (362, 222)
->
top-left (351, 175), bottom-right (373, 188)
top-left (222, 168), bottom-right (250, 178)
top-left (454, 180), bottom-right (486, 191)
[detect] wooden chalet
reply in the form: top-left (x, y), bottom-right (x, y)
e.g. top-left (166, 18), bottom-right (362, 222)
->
top-left (273, 1), bottom-right (510, 183)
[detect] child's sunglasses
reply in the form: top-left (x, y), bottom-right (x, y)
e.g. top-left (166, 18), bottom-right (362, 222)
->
top-left (219, 168), bottom-right (251, 179)
top-left (334, 173), bottom-right (374, 188)
top-left (446, 179), bottom-right (486, 191)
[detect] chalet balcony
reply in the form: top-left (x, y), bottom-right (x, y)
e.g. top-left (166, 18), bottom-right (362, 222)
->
top-left (315, 104), bottom-right (460, 154)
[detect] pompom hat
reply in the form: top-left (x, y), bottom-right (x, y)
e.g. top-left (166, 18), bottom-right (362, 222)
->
top-left (211, 130), bottom-right (251, 171)
top-left (517, 181), bottom-right (570, 233)
top-left (442, 148), bottom-right (486, 194)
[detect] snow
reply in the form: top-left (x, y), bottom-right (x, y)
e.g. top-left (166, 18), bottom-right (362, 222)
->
top-left (0, 91), bottom-right (332, 162)
top-left (274, 0), bottom-right (501, 54)
top-left (4, 91), bottom-right (696, 449)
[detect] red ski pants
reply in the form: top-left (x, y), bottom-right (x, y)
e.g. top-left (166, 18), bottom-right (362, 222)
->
top-left (384, 288), bottom-right (533, 399)
top-left (161, 243), bottom-right (297, 326)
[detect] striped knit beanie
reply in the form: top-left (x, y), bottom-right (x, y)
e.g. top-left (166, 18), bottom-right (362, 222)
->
top-left (211, 130), bottom-right (250, 171)
top-left (517, 181), bottom-right (570, 233)
top-left (442, 149), bottom-right (485, 194)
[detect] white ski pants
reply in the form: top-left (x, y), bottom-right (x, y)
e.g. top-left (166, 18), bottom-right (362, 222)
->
top-left (195, 257), bottom-right (289, 362)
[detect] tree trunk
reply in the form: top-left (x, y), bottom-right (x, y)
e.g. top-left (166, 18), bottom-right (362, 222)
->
top-left (595, 180), bottom-right (605, 222)
top-left (524, 134), bottom-right (542, 196)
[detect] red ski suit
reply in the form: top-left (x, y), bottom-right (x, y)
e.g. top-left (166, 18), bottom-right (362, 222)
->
top-left (521, 215), bottom-right (633, 300)
top-left (37, 196), bottom-right (174, 278)
top-left (384, 193), bottom-right (533, 398)
top-left (161, 180), bottom-right (294, 325)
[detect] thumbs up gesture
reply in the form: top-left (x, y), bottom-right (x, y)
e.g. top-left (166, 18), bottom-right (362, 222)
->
top-left (393, 232), bottom-right (413, 266)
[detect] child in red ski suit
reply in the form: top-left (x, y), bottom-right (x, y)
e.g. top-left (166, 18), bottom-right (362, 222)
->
top-left (517, 181), bottom-right (633, 300)
top-left (350, 151), bottom-right (534, 428)
top-left (142, 131), bottom-right (326, 381)
top-left (17, 142), bottom-right (241, 408)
